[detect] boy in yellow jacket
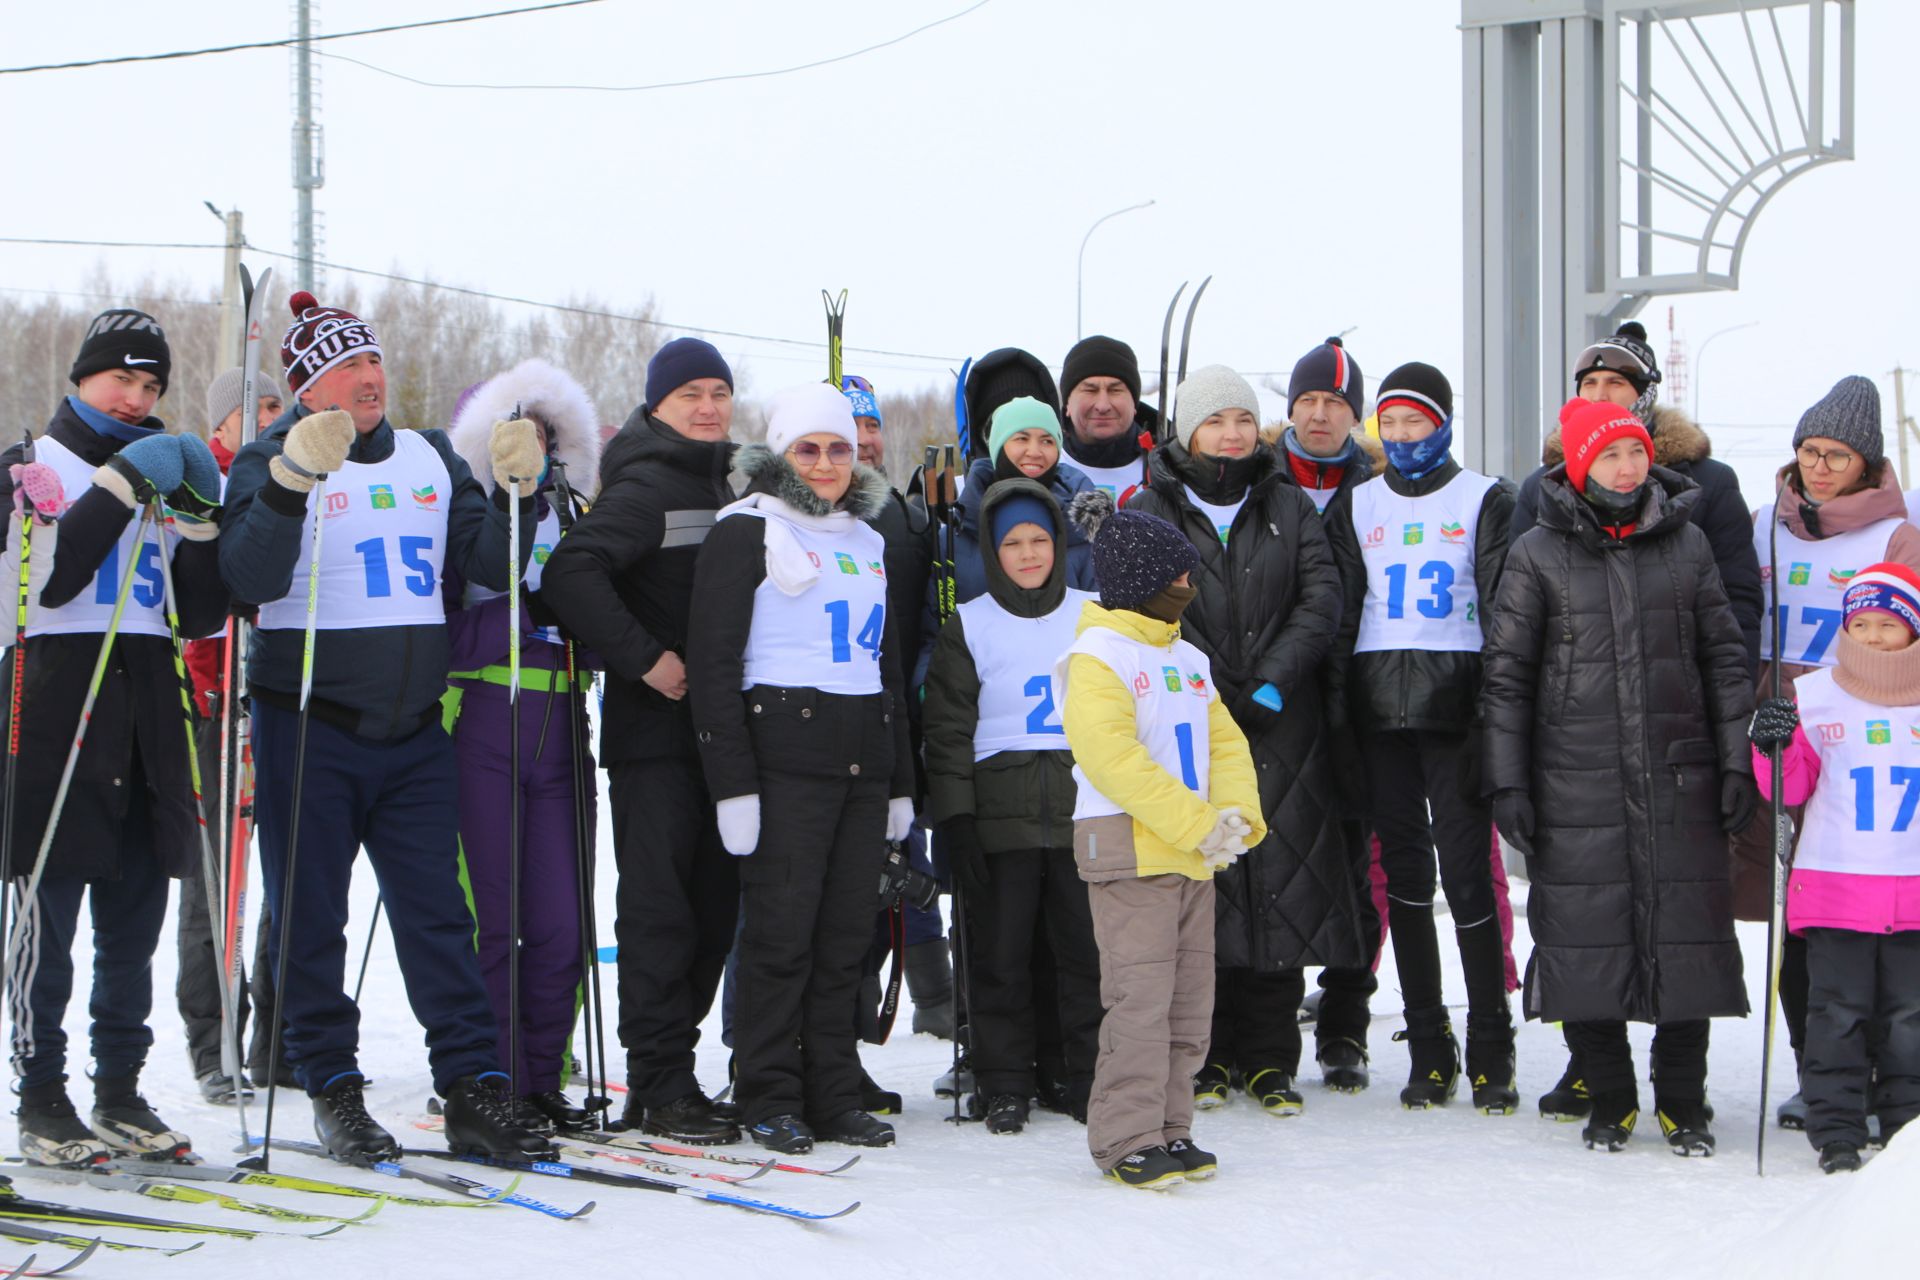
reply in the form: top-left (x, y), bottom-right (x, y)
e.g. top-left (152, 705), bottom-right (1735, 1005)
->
top-left (1057, 493), bottom-right (1265, 1189)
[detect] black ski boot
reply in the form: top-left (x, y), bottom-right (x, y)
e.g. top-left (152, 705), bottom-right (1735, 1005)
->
top-left (1193, 1062), bottom-right (1232, 1111)
top-left (933, 1054), bottom-right (974, 1100)
top-left (815, 1109), bottom-right (895, 1148)
top-left (1166, 1137), bottom-right (1216, 1180)
top-left (1033, 1056), bottom-right (1072, 1116)
top-left (1105, 1145), bottom-right (1184, 1190)
top-left (1819, 1141), bottom-right (1862, 1174)
top-left (749, 1114), bottom-right (814, 1155)
top-left (983, 1093), bottom-right (1029, 1135)
top-left (1655, 1098), bottom-right (1715, 1157)
top-left (313, 1074), bottom-right (400, 1162)
top-left (442, 1073), bottom-right (556, 1158)
top-left (859, 1070), bottom-right (902, 1117)
top-left (1394, 1012), bottom-right (1460, 1110)
top-left (525, 1090), bottom-right (589, 1132)
top-left (1316, 1038), bottom-right (1370, 1093)
top-left (1245, 1067), bottom-right (1304, 1117)
top-left (196, 1067), bottom-right (255, 1107)
top-left (1582, 1087), bottom-right (1639, 1152)
top-left (1466, 1033), bottom-right (1519, 1115)
top-left (1538, 1054), bottom-right (1591, 1121)
top-left (904, 939), bottom-right (956, 1040)
top-left (1777, 1090), bottom-right (1807, 1130)
top-left (632, 1091), bottom-right (740, 1146)
top-left (17, 1080), bottom-right (110, 1168)
top-left (91, 1074), bottom-right (191, 1161)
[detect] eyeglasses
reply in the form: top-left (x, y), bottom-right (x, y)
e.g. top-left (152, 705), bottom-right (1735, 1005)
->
top-left (789, 441), bottom-right (854, 465)
top-left (1797, 444), bottom-right (1858, 472)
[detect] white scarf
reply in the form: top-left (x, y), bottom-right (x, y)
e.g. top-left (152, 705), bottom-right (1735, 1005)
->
top-left (718, 491), bottom-right (858, 597)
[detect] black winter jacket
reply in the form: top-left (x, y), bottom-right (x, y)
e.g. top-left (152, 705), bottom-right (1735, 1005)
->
top-left (922, 479), bottom-right (1080, 854)
top-left (1341, 457), bottom-right (1516, 735)
top-left (1, 407), bottom-right (228, 879)
top-left (687, 448), bottom-right (915, 805)
top-left (1128, 444), bottom-right (1365, 969)
top-left (540, 408), bottom-right (734, 765)
top-left (219, 407), bottom-right (532, 740)
top-left (1483, 466), bottom-right (1753, 1024)
top-left (1512, 405), bottom-right (1763, 668)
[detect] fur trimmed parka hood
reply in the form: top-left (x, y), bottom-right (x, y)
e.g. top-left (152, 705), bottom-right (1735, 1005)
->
top-left (1541, 403), bottom-right (1709, 469)
top-left (450, 357), bottom-right (602, 499)
top-left (733, 441), bottom-right (890, 521)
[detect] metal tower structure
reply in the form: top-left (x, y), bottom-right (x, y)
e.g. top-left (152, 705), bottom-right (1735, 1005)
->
top-left (1664, 305), bottom-right (1689, 410)
top-left (1461, 0), bottom-right (1853, 478)
top-left (292, 0), bottom-right (326, 292)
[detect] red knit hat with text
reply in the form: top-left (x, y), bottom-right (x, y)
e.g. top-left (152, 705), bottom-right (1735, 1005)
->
top-left (1560, 395), bottom-right (1653, 492)
top-left (1841, 563), bottom-right (1920, 638)
top-left (281, 290), bottom-right (382, 394)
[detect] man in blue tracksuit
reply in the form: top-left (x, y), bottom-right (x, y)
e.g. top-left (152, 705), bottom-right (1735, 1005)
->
top-left (218, 290), bottom-right (547, 1161)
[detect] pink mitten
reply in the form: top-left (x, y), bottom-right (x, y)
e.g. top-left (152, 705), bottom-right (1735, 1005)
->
top-left (10, 462), bottom-right (66, 523)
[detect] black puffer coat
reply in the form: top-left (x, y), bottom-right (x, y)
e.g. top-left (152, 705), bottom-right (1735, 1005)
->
top-left (1127, 443), bottom-right (1364, 969)
top-left (1483, 465), bottom-right (1753, 1024)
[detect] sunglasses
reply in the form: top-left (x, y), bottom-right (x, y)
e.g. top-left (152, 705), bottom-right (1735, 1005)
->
top-left (789, 440), bottom-right (854, 465)
top-left (841, 375), bottom-right (874, 394)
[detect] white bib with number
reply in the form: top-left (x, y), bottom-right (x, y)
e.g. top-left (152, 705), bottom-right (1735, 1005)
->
top-left (1057, 624), bottom-right (1218, 820)
top-left (256, 428), bottom-right (451, 632)
top-left (1754, 504), bottom-right (1904, 667)
top-left (1351, 469), bottom-right (1496, 654)
top-left (958, 588), bottom-right (1094, 759)
top-left (1791, 668), bottom-right (1920, 876)
top-left (463, 505), bottom-right (563, 645)
top-left (737, 514), bottom-right (890, 695)
top-left (28, 434), bottom-right (172, 639)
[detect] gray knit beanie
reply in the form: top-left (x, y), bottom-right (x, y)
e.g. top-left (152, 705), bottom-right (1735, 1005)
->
top-left (1174, 364), bottom-right (1260, 448)
top-left (205, 365), bottom-right (284, 434)
top-left (1794, 375), bottom-right (1883, 467)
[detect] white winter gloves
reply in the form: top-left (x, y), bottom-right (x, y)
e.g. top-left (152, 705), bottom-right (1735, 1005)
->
top-left (717, 795), bottom-right (761, 857)
top-left (1199, 806), bottom-right (1256, 870)
top-left (270, 409), bottom-right (355, 493)
top-left (489, 418), bottom-right (543, 499)
top-left (887, 797), bottom-right (916, 843)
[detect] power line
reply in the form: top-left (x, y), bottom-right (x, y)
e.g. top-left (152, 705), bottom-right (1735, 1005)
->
top-left (0, 0), bottom-right (606, 76)
top-left (311, 0), bottom-right (991, 92)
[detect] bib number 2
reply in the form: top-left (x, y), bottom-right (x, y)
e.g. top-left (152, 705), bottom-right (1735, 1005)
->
top-left (1023, 674), bottom-right (1064, 735)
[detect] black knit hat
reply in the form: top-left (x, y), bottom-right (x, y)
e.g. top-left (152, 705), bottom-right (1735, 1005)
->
top-left (1069, 490), bottom-right (1198, 610)
top-left (1061, 335), bottom-right (1142, 403)
top-left (70, 309), bottom-right (170, 393)
top-left (964, 348), bottom-right (1060, 459)
top-left (1376, 362), bottom-right (1454, 428)
top-left (1571, 321), bottom-right (1661, 394)
top-left (1287, 336), bottom-right (1363, 420)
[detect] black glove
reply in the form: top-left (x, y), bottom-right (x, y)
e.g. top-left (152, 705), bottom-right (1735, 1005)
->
top-left (939, 815), bottom-right (989, 899)
top-left (1458, 722), bottom-right (1486, 803)
top-left (1720, 773), bottom-right (1758, 835)
top-left (1748, 696), bottom-right (1799, 752)
top-left (1492, 789), bottom-right (1535, 857)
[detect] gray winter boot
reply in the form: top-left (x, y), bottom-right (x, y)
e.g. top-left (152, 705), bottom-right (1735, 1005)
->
top-left (905, 940), bottom-right (956, 1040)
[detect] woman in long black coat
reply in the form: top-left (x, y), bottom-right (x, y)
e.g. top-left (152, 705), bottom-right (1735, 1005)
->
top-left (1483, 397), bottom-right (1755, 1156)
top-left (1126, 365), bottom-right (1357, 1116)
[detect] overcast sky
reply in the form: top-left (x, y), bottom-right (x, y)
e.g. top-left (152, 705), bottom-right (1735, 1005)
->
top-left (3, 0), bottom-right (1914, 500)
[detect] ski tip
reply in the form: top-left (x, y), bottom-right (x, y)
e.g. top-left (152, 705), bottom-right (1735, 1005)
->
top-left (306, 1221), bottom-right (349, 1240)
top-left (2, 1253), bottom-right (35, 1280)
top-left (822, 1155), bottom-right (860, 1174)
top-left (48, 1235), bottom-right (101, 1276)
top-left (573, 1200), bottom-right (597, 1219)
top-left (162, 1241), bottom-right (207, 1256)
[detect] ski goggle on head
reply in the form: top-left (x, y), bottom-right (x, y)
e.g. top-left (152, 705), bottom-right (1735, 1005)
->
top-left (1572, 340), bottom-right (1658, 388)
top-left (841, 375), bottom-right (874, 394)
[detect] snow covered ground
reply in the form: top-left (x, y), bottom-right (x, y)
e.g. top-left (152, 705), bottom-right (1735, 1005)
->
top-left (17, 784), bottom-right (1909, 1280)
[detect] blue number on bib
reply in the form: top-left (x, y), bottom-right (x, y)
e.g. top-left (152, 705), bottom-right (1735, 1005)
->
top-left (1383, 560), bottom-right (1455, 620)
top-left (355, 536), bottom-right (438, 599)
top-left (1850, 765), bottom-right (1920, 832)
top-left (1798, 606), bottom-right (1842, 664)
top-left (824, 600), bottom-right (885, 663)
top-left (1173, 721), bottom-right (1200, 791)
top-left (1022, 674), bottom-right (1064, 735)
top-left (95, 540), bottom-right (164, 609)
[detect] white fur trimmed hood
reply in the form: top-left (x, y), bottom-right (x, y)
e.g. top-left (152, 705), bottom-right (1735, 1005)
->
top-left (449, 357), bottom-right (602, 498)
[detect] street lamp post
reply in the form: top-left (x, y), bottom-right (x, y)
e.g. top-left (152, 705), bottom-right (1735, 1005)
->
top-left (1692, 321), bottom-right (1760, 421)
top-left (1077, 200), bottom-right (1154, 339)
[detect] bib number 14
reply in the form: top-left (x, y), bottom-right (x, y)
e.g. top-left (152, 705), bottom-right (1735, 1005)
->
top-left (824, 600), bottom-right (884, 663)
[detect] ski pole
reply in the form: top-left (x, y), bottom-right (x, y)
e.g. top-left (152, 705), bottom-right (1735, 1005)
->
top-left (1758, 477), bottom-right (1792, 1176)
top-left (350, 897), bottom-right (383, 1004)
top-left (1, 428), bottom-right (40, 1013)
top-left (504, 407), bottom-right (529, 1102)
top-left (3, 508), bottom-right (152, 984)
top-left (253, 471), bottom-right (330, 1174)
top-left (152, 500), bottom-right (251, 1139)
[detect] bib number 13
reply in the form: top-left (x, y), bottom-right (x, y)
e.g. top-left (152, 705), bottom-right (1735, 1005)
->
top-left (824, 600), bottom-right (884, 663)
top-left (1383, 560), bottom-right (1456, 620)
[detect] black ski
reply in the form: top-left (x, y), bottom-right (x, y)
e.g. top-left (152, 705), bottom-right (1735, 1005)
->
top-left (246, 1139), bottom-right (592, 1221)
top-left (1156, 281), bottom-right (1188, 442)
top-left (0, 1221), bottom-right (195, 1257)
top-left (1175, 275), bottom-right (1212, 393)
top-left (0, 1176), bottom-right (342, 1239)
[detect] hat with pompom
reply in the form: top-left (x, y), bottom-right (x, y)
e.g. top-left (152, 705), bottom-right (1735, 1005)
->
top-left (1069, 489), bottom-right (1198, 610)
top-left (280, 290), bottom-right (381, 394)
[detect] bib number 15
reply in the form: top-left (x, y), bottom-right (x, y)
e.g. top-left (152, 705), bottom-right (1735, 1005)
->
top-left (824, 600), bottom-right (884, 663)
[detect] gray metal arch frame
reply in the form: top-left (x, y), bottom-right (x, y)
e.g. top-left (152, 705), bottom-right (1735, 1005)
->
top-left (1462, 0), bottom-right (1853, 480)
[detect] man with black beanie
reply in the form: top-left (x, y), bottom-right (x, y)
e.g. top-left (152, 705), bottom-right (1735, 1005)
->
top-left (1060, 336), bottom-right (1158, 505)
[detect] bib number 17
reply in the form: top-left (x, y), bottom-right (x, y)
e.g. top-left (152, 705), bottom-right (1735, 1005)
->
top-left (824, 600), bottom-right (884, 663)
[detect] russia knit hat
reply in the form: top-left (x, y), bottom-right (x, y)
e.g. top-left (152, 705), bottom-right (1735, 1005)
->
top-left (70, 309), bottom-right (171, 394)
top-left (1793, 375), bottom-right (1884, 468)
top-left (1061, 335), bottom-right (1142, 403)
top-left (645, 337), bottom-right (734, 411)
top-left (1069, 489), bottom-right (1198, 610)
top-left (281, 291), bottom-right (380, 395)
top-left (1841, 562), bottom-right (1920, 637)
top-left (1287, 336), bottom-right (1364, 420)
top-left (205, 365), bottom-right (283, 433)
top-left (765, 381), bottom-right (857, 459)
top-left (1572, 321), bottom-right (1661, 395)
top-left (1173, 364), bottom-right (1260, 448)
top-left (1560, 395), bottom-right (1653, 493)
top-left (1376, 362), bottom-right (1454, 428)
top-left (987, 396), bottom-right (1065, 461)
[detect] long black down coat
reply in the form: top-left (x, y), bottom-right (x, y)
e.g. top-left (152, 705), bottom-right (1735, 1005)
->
top-left (1127, 443), bottom-right (1364, 970)
top-left (1483, 465), bottom-right (1753, 1024)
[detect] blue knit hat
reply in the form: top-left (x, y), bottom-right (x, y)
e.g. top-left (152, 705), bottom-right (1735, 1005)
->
top-left (1069, 490), bottom-right (1198, 610)
top-left (841, 374), bottom-right (881, 425)
top-left (646, 337), bottom-right (733, 410)
top-left (990, 492), bottom-right (1055, 547)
